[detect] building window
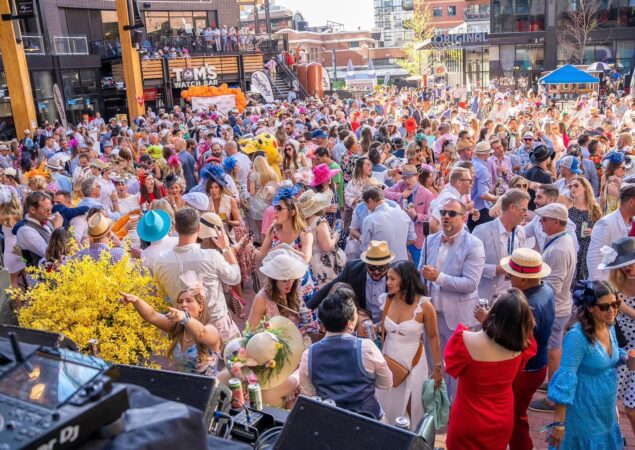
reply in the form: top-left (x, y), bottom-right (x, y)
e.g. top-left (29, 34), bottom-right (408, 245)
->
top-left (433, 7), bottom-right (443, 17)
top-left (447, 6), bottom-right (457, 16)
top-left (493, 0), bottom-right (546, 33)
top-left (61, 69), bottom-right (101, 125)
top-left (349, 42), bottom-right (360, 48)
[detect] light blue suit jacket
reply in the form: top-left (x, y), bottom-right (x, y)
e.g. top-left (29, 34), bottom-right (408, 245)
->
top-left (418, 227), bottom-right (485, 330)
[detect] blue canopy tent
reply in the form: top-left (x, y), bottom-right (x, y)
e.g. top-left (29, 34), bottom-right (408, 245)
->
top-left (538, 64), bottom-right (600, 85)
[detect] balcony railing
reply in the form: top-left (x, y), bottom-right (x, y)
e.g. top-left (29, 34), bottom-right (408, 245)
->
top-left (53, 36), bottom-right (89, 55)
top-left (464, 10), bottom-right (491, 21)
top-left (22, 35), bottom-right (46, 55)
top-left (140, 33), bottom-right (288, 58)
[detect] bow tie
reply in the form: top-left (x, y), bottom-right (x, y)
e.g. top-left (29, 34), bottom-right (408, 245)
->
top-left (441, 235), bottom-right (455, 244)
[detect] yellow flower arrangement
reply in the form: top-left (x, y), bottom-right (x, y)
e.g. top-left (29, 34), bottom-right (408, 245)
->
top-left (9, 253), bottom-right (169, 367)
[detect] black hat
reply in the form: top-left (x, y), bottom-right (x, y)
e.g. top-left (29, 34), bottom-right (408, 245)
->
top-left (598, 237), bottom-right (635, 271)
top-left (391, 136), bottom-right (405, 149)
top-left (529, 143), bottom-right (554, 164)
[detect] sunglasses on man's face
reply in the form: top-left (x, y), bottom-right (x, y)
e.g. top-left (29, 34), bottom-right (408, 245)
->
top-left (595, 301), bottom-right (621, 312)
top-left (368, 264), bottom-right (389, 273)
top-left (439, 210), bottom-right (461, 218)
top-left (524, 138), bottom-right (533, 142)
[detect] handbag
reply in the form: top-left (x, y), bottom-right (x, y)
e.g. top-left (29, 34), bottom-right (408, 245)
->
top-left (381, 297), bottom-right (423, 388)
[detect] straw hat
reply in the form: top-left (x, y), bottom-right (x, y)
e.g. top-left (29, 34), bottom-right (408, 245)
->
top-left (223, 316), bottom-right (305, 390)
top-left (45, 159), bottom-right (65, 171)
top-left (457, 138), bottom-right (475, 153)
top-left (199, 212), bottom-right (223, 239)
top-left (260, 246), bottom-right (308, 280)
top-left (87, 213), bottom-right (113, 239)
top-left (89, 159), bottom-right (110, 172)
top-left (475, 141), bottom-right (492, 155)
top-left (297, 190), bottom-right (331, 219)
top-left (360, 240), bottom-right (395, 266)
top-left (500, 248), bottom-right (551, 279)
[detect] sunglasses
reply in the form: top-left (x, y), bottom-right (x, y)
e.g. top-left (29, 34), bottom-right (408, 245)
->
top-left (524, 138), bottom-right (533, 142)
top-left (568, 182), bottom-right (581, 189)
top-left (439, 210), bottom-right (461, 218)
top-left (274, 205), bottom-right (288, 212)
top-left (595, 301), bottom-right (621, 312)
top-left (367, 264), bottom-right (389, 273)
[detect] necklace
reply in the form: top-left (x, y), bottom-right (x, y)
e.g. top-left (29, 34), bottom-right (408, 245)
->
top-left (183, 332), bottom-right (194, 343)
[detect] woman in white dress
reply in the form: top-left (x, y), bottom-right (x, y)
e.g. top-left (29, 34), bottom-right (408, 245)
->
top-left (0, 185), bottom-right (26, 288)
top-left (376, 260), bottom-right (442, 429)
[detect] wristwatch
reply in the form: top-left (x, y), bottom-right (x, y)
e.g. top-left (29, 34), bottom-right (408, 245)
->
top-left (179, 310), bottom-right (190, 326)
top-left (435, 361), bottom-right (445, 371)
top-left (221, 246), bottom-right (232, 255)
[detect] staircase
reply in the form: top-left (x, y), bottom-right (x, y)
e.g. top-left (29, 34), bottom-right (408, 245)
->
top-left (272, 76), bottom-right (290, 100)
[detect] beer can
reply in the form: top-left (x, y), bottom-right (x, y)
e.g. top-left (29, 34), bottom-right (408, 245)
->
top-left (395, 416), bottom-right (411, 430)
top-left (363, 319), bottom-right (376, 341)
top-left (299, 306), bottom-right (311, 326)
top-left (248, 383), bottom-right (263, 411)
top-left (87, 339), bottom-right (100, 356)
top-left (478, 298), bottom-right (489, 309)
top-left (580, 221), bottom-right (588, 238)
top-left (229, 378), bottom-right (244, 409)
top-left (323, 399), bottom-right (336, 407)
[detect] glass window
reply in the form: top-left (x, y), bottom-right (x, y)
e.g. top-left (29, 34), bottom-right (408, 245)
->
top-left (101, 11), bottom-right (119, 38)
top-left (447, 6), bottom-right (457, 16)
top-left (80, 69), bottom-right (98, 95)
top-left (61, 70), bottom-right (81, 98)
top-left (433, 7), bottom-right (443, 16)
top-left (32, 71), bottom-right (54, 99)
top-left (617, 40), bottom-right (635, 75)
top-left (145, 12), bottom-right (169, 35)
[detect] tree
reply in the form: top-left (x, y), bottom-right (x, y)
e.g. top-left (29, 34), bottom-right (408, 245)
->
top-left (398, 0), bottom-right (434, 75)
top-left (556, 0), bottom-right (606, 64)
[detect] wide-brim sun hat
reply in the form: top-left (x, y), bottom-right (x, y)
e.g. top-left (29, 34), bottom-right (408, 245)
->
top-left (298, 190), bottom-right (331, 219)
top-left (260, 246), bottom-right (308, 281)
top-left (310, 163), bottom-right (341, 187)
top-left (360, 240), bottom-right (395, 266)
top-left (137, 209), bottom-right (171, 243)
top-left (500, 248), bottom-right (551, 279)
top-left (199, 212), bottom-right (223, 240)
top-left (598, 237), bottom-right (635, 270)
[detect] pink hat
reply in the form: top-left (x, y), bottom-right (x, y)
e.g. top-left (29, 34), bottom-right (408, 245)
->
top-left (311, 163), bottom-right (341, 187)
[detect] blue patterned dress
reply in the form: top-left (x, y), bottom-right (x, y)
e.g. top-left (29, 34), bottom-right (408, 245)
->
top-left (547, 322), bottom-right (625, 450)
top-left (172, 343), bottom-right (220, 377)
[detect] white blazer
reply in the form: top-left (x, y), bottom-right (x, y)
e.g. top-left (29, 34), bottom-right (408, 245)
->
top-left (587, 209), bottom-right (629, 281)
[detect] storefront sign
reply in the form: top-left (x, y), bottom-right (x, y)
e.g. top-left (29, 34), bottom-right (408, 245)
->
top-left (434, 64), bottom-right (447, 76)
top-left (15, 0), bottom-right (35, 17)
top-left (345, 78), bottom-right (376, 91)
top-left (172, 65), bottom-right (218, 88)
top-left (250, 71), bottom-right (275, 103)
top-left (322, 67), bottom-right (331, 91)
top-left (53, 83), bottom-right (68, 129)
top-left (432, 32), bottom-right (488, 46)
top-left (191, 95), bottom-right (236, 115)
top-left (143, 87), bottom-right (158, 101)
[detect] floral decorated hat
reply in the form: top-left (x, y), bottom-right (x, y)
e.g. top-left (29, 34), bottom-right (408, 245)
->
top-left (224, 316), bottom-right (305, 390)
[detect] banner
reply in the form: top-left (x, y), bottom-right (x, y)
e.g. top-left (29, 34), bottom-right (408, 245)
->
top-left (192, 95), bottom-right (236, 115)
top-left (322, 67), bottom-right (331, 91)
top-left (15, 0), bottom-right (35, 17)
top-left (53, 83), bottom-right (68, 128)
top-left (250, 71), bottom-right (275, 103)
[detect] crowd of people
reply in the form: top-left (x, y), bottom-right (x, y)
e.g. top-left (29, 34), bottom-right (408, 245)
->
top-left (2, 81), bottom-right (635, 449)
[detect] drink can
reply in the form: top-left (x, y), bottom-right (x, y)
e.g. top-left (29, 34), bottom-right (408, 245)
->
top-left (478, 298), bottom-right (489, 309)
top-left (362, 319), bottom-right (376, 341)
top-left (323, 399), bottom-right (336, 407)
top-left (580, 221), bottom-right (588, 238)
top-left (229, 378), bottom-right (244, 409)
top-left (299, 306), bottom-right (311, 326)
top-left (248, 383), bottom-right (263, 411)
top-left (402, 199), bottom-right (409, 209)
top-left (87, 339), bottom-right (100, 356)
top-left (395, 416), bottom-right (410, 430)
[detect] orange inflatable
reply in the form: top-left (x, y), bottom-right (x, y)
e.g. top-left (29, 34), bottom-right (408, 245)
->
top-left (180, 83), bottom-right (248, 112)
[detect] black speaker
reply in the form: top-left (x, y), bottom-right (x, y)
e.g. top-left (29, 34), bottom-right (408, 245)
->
top-left (113, 364), bottom-right (229, 430)
top-left (0, 324), bottom-right (78, 350)
top-left (273, 396), bottom-right (432, 450)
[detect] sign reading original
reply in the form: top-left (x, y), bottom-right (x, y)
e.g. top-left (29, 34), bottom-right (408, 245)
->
top-left (172, 64), bottom-right (218, 88)
top-left (432, 32), bottom-right (488, 46)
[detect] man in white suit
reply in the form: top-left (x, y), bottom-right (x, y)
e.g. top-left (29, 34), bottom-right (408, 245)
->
top-left (587, 183), bottom-right (635, 281)
top-left (473, 189), bottom-right (530, 301)
top-left (419, 198), bottom-right (485, 399)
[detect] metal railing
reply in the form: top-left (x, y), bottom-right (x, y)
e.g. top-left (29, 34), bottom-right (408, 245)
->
top-left (464, 10), bottom-right (490, 21)
top-left (92, 37), bottom-right (122, 59)
top-left (139, 33), bottom-right (287, 58)
top-left (278, 62), bottom-right (309, 99)
top-left (22, 35), bottom-right (46, 55)
top-left (53, 36), bottom-right (89, 55)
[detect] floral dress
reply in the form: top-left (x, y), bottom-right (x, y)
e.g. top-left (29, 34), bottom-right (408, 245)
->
top-left (270, 227), bottom-right (317, 306)
top-left (308, 217), bottom-right (345, 288)
top-left (568, 207), bottom-right (593, 284)
top-left (172, 342), bottom-right (220, 377)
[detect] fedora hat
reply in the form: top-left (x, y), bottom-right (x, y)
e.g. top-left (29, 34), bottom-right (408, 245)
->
top-left (137, 210), bottom-right (171, 243)
top-left (223, 316), bottom-right (306, 390)
top-left (310, 163), bottom-right (341, 187)
top-left (87, 212), bottom-right (113, 239)
top-left (89, 159), bottom-right (110, 171)
top-left (297, 190), bottom-right (331, 219)
top-left (401, 164), bottom-right (419, 178)
top-left (199, 212), bottom-right (223, 240)
top-left (360, 240), bottom-right (395, 266)
top-left (45, 159), bottom-right (64, 171)
top-left (260, 246), bottom-right (308, 281)
top-left (529, 144), bottom-right (554, 164)
top-left (475, 141), bottom-right (492, 155)
top-left (598, 237), bottom-right (635, 270)
top-left (456, 138), bottom-right (475, 153)
top-left (500, 248), bottom-right (551, 279)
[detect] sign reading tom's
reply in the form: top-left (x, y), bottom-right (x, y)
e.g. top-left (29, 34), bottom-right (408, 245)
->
top-left (171, 64), bottom-right (219, 88)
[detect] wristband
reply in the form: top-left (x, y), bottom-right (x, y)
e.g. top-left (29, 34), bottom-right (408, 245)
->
top-left (179, 310), bottom-right (190, 326)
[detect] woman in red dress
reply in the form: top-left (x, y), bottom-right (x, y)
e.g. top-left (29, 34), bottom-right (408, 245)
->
top-left (445, 288), bottom-right (537, 450)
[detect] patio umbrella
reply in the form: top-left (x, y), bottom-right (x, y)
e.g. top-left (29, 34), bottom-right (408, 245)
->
top-left (588, 62), bottom-right (611, 72)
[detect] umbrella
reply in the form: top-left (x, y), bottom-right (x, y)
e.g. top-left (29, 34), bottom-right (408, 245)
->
top-left (588, 62), bottom-right (610, 72)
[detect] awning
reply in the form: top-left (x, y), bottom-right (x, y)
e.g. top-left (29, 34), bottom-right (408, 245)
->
top-left (539, 64), bottom-right (600, 85)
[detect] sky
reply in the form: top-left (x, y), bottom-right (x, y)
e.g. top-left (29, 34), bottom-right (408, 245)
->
top-left (276, 0), bottom-right (375, 31)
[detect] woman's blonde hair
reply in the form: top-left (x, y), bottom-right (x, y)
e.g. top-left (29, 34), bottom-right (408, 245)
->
top-left (571, 176), bottom-right (602, 223)
top-left (167, 290), bottom-right (214, 364)
top-left (0, 191), bottom-right (22, 227)
top-left (149, 198), bottom-right (175, 228)
top-left (509, 175), bottom-right (529, 190)
top-left (277, 197), bottom-right (307, 233)
top-left (253, 155), bottom-right (279, 185)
